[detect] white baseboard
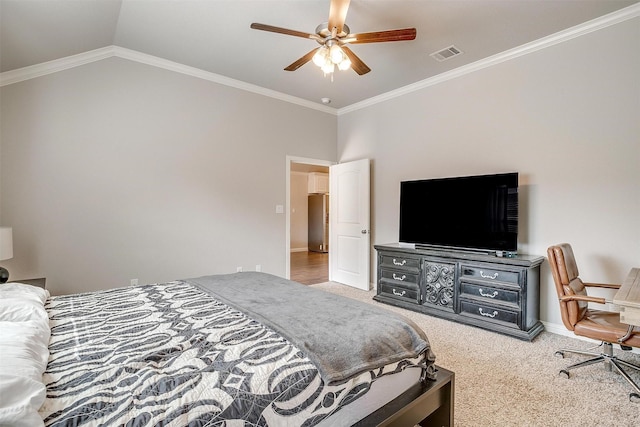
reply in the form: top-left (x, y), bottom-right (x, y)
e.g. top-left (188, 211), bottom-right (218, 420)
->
top-left (290, 247), bottom-right (308, 253)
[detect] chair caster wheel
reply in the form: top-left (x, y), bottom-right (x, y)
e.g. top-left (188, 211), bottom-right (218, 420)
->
top-left (554, 351), bottom-right (565, 359)
top-left (559, 370), bottom-right (570, 379)
top-left (630, 393), bottom-right (640, 403)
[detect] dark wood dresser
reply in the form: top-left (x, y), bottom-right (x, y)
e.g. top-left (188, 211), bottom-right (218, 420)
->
top-left (374, 244), bottom-right (544, 341)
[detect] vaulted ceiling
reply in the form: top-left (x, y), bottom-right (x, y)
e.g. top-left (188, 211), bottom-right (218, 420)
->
top-left (1, 0), bottom-right (638, 109)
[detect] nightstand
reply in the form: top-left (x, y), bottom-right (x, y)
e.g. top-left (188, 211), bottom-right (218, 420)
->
top-left (14, 278), bottom-right (46, 289)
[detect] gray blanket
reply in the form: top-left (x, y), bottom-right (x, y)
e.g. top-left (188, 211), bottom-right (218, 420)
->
top-left (187, 272), bottom-right (435, 385)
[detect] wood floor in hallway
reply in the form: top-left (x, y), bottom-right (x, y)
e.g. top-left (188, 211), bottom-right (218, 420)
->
top-left (290, 251), bottom-right (328, 285)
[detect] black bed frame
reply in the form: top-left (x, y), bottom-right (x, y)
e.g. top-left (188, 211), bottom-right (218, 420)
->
top-left (354, 366), bottom-right (454, 426)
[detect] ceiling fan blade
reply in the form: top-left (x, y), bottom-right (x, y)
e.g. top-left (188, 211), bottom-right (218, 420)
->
top-left (284, 49), bottom-right (318, 71)
top-left (341, 46), bottom-right (371, 75)
top-left (328, 0), bottom-right (350, 35)
top-left (345, 28), bottom-right (417, 44)
top-left (250, 23), bottom-right (321, 41)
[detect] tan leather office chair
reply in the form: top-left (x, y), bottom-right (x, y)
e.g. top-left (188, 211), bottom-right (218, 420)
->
top-left (547, 243), bottom-right (640, 402)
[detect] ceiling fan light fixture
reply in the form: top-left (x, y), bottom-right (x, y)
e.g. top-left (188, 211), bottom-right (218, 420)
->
top-left (321, 61), bottom-right (335, 74)
top-left (329, 44), bottom-right (344, 64)
top-left (312, 46), bottom-right (328, 66)
top-left (337, 57), bottom-right (351, 71)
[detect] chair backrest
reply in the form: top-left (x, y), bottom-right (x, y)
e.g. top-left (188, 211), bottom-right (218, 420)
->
top-left (547, 243), bottom-right (589, 331)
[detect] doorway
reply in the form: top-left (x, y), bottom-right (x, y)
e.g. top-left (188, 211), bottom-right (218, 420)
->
top-left (286, 157), bottom-right (332, 285)
top-left (290, 251), bottom-right (328, 285)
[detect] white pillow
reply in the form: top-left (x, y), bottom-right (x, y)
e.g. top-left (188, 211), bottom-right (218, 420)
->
top-left (0, 287), bottom-right (51, 427)
top-left (0, 298), bottom-right (49, 323)
top-left (0, 282), bottom-right (49, 304)
top-left (0, 374), bottom-right (46, 427)
top-left (0, 321), bottom-right (50, 426)
top-left (0, 320), bottom-right (51, 373)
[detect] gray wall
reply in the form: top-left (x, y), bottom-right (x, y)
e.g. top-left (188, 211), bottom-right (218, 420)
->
top-left (0, 57), bottom-right (336, 295)
top-left (337, 18), bottom-right (640, 329)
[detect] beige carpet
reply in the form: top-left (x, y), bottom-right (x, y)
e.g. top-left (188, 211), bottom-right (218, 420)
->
top-left (311, 282), bottom-right (640, 427)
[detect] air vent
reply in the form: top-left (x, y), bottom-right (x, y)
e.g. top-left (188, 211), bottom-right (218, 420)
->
top-left (430, 45), bottom-right (463, 62)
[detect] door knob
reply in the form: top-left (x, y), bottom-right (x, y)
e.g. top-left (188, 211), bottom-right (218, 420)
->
top-left (361, 230), bottom-right (369, 234)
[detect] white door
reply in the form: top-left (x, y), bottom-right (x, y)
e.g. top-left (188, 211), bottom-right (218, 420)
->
top-left (329, 159), bottom-right (370, 290)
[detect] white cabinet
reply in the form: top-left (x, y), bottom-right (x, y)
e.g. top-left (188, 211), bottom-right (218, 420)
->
top-left (308, 172), bottom-right (329, 194)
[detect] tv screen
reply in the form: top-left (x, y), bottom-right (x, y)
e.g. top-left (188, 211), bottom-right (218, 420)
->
top-left (399, 172), bottom-right (518, 253)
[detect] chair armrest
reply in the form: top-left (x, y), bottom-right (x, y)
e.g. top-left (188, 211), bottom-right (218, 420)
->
top-left (583, 282), bottom-right (620, 290)
top-left (560, 294), bottom-right (607, 305)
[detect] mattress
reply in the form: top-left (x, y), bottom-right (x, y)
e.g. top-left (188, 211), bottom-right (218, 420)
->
top-left (0, 274), bottom-right (435, 426)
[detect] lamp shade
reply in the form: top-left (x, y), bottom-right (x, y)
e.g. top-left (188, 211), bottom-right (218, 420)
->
top-left (0, 227), bottom-right (13, 261)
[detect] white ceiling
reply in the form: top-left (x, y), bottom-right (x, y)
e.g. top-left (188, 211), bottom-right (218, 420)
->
top-left (1, 0), bottom-right (638, 109)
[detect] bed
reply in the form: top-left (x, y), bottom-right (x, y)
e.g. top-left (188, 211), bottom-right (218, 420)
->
top-left (0, 272), bottom-right (453, 426)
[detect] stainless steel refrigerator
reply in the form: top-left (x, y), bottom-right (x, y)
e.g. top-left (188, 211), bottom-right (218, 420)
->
top-left (308, 193), bottom-right (329, 253)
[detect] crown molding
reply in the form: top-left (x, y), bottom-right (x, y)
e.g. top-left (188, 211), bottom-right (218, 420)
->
top-left (0, 46), bottom-right (336, 115)
top-left (111, 47), bottom-right (336, 114)
top-left (0, 46), bottom-right (115, 87)
top-left (1, 3), bottom-right (637, 115)
top-left (337, 3), bottom-right (640, 115)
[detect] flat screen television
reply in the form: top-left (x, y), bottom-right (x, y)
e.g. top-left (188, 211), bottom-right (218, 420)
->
top-left (399, 172), bottom-right (518, 253)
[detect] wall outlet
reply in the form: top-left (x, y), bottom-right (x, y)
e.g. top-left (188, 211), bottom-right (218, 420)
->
top-left (255, 264), bottom-right (261, 272)
top-left (236, 267), bottom-right (243, 272)
top-left (130, 278), bottom-right (138, 286)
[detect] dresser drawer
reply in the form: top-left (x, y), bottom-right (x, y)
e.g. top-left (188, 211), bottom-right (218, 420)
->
top-left (379, 253), bottom-right (421, 273)
top-left (379, 282), bottom-right (420, 304)
top-left (460, 264), bottom-right (521, 285)
top-left (459, 282), bottom-right (519, 307)
top-left (459, 299), bottom-right (520, 329)
top-left (379, 268), bottom-right (419, 287)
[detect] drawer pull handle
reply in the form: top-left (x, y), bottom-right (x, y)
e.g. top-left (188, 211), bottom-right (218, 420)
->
top-left (392, 288), bottom-right (406, 297)
top-left (392, 273), bottom-right (406, 281)
top-left (480, 270), bottom-right (499, 280)
top-left (478, 288), bottom-right (498, 298)
top-left (479, 308), bottom-right (499, 318)
top-left (393, 259), bottom-right (407, 266)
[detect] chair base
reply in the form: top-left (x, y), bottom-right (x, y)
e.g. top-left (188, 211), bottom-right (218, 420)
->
top-left (555, 341), bottom-right (640, 402)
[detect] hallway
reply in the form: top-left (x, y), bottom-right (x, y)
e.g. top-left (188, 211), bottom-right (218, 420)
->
top-left (290, 251), bottom-right (328, 285)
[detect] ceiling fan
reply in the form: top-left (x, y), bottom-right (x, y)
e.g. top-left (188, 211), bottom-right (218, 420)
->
top-left (250, 0), bottom-right (416, 76)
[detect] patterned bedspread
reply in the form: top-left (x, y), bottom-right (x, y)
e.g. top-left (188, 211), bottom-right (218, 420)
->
top-left (39, 281), bottom-right (420, 426)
